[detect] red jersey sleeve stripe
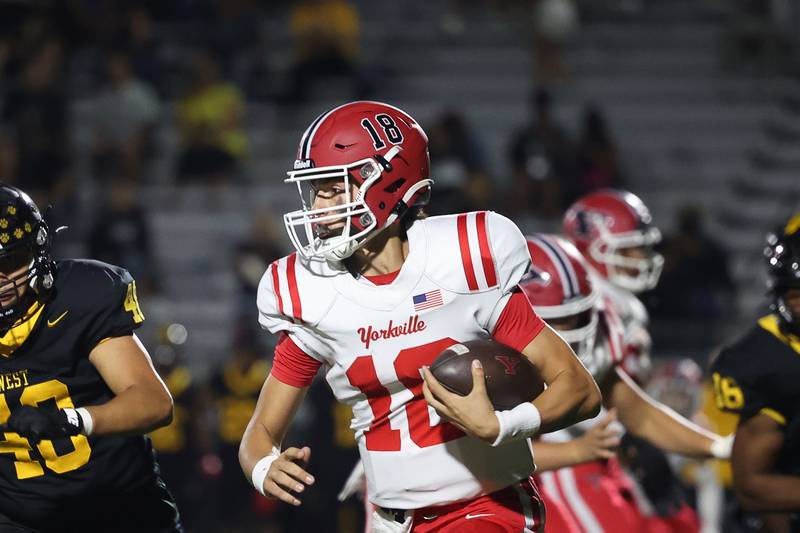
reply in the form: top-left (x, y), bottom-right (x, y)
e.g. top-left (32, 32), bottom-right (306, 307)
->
top-left (475, 211), bottom-right (498, 288)
top-left (270, 260), bottom-right (288, 319)
top-left (286, 253), bottom-right (303, 322)
top-left (457, 213), bottom-right (479, 291)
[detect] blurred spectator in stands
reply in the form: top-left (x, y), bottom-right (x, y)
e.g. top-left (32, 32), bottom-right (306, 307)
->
top-left (650, 205), bottom-right (735, 319)
top-left (720, 0), bottom-right (793, 73)
top-left (531, 0), bottom-right (579, 82)
top-left (427, 110), bottom-right (492, 215)
top-left (209, 0), bottom-right (261, 76)
top-left (92, 51), bottom-right (161, 181)
top-left (119, 5), bottom-right (163, 89)
top-left (88, 180), bottom-right (158, 295)
top-left (575, 105), bottom-right (625, 200)
top-left (0, 14), bottom-right (52, 80)
top-left (507, 87), bottom-right (576, 219)
top-left (1, 39), bottom-right (71, 206)
top-left (149, 322), bottom-right (217, 532)
top-left (209, 325), bottom-right (273, 531)
top-left (176, 49), bottom-right (248, 183)
top-left (2, 40), bottom-right (71, 205)
top-left (440, 0), bottom-right (468, 38)
top-left (282, 0), bottom-right (361, 103)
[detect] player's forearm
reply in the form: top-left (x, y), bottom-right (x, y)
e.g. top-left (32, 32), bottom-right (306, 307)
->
top-left (239, 418), bottom-right (281, 476)
top-left (612, 370), bottom-right (716, 457)
top-left (535, 368), bottom-right (601, 433)
top-left (533, 440), bottom-right (586, 471)
top-left (239, 376), bottom-right (308, 474)
top-left (736, 474), bottom-right (800, 512)
top-left (84, 383), bottom-right (173, 436)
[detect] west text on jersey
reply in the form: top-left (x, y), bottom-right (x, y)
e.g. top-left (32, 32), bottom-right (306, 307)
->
top-left (358, 315), bottom-right (426, 349)
top-left (0, 370), bottom-right (29, 392)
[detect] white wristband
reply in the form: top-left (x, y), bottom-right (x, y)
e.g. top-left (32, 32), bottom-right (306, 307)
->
top-left (75, 408), bottom-right (94, 436)
top-left (251, 447), bottom-right (281, 496)
top-left (709, 434), bottom-right (733, 460)
top-left (491, 403), bottom-right (541, 447)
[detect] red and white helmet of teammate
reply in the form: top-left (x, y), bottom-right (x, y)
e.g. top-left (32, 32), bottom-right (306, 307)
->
top-left (520, 234), bottom-right (600, 371)
top-left (563, 189), bottom-right (664, 293)
top-left (284, 101), bottom-right (432, 261)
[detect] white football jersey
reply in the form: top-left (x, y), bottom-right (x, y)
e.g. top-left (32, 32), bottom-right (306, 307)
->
top-left (590, 273), bottom-right (649, 343)
top-left (591, 272), bottom-right (653, 382)
top-left (257, 212), bottom-right (539, 509)
top-left (542, 270), bottom-right (650, 443)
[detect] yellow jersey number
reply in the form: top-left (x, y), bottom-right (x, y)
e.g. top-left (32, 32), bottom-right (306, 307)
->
top-left (711, 372), bottom-right (744, 412)
top-left (0, 380), bottom-right (92, 479)
top-left (124, 281), bottom-right (145, 324)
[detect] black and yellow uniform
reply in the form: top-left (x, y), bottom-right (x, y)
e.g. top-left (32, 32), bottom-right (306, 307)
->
top-left (0, 259), bottom-right (181, 532)
top-left (710, 313), bottom-right (800, 530)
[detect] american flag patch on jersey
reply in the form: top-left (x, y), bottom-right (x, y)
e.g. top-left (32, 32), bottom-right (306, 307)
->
top-left (413, 290), bottom-right (444, 312)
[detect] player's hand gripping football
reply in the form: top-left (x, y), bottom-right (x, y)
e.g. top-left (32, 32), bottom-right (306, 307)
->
top-left (262, 446), bottom-right (315, 506)
top-left (1, 406), bottom-right (83, 443)
top-left (569, 409), bottom-right (621, 463)
top-left (422, 360), bottom-right (500, 442)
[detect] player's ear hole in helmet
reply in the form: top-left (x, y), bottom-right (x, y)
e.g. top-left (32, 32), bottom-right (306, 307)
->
top-left (0, 184), bottom-right (57, 332)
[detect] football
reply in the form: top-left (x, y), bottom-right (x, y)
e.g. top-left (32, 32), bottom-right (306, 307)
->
top-left (430, 339), bottom-right (545, 410)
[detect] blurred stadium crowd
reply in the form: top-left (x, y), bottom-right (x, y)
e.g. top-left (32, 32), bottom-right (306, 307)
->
top-left (1, 0), bottom-right (799, 532)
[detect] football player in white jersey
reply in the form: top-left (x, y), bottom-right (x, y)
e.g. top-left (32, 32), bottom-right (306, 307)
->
top-left (238, 101), bottom-right (601, 533)
top-left (519, 234), bottom-right (732, 533)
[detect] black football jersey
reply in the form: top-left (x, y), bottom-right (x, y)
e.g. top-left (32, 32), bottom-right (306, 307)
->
top-left (0, 259), bottom-right (163, 527)
top-left (710, 314), bottom-right (800, 478)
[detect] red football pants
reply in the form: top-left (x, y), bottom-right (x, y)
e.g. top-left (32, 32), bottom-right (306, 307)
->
top-left (536, 459), bottom-right (647, 532)
top-left (370, 478), bottom-right (545, 532)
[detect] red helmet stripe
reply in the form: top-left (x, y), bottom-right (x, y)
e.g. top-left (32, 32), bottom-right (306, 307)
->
top-left (529, 235), bottom-right (577, 299)
top-left (286, 253), bottom-right (303, 323)
top-left (298, 111), bottom-right (326, 160)
top-left (475, 211), bottom-right (497, 288)
top-left (301, 102), bottom-right (352, 159)
top-left (457, 214), bottom-right (479, 291)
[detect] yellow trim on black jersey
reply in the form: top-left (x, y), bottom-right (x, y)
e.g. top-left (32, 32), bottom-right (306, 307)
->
top-left (759, 407), bottom-right (787, 426)
top-left (0, 302), bottom-right (44, 358)
top-left (758, 314), bottom-right (800, 355)
top-left (95, 336), bottom-right (116, 347)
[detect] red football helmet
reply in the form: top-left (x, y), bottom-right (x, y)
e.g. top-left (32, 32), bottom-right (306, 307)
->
top-left (284, 101), bottom-right (432, 261)
top-left (563, 189), bottom-right (663, 293)
top-left (519, 234), bottom-right (599, 369)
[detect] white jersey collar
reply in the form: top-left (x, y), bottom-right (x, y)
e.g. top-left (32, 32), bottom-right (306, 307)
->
top-left (332, 221), bottom-right (427, 311)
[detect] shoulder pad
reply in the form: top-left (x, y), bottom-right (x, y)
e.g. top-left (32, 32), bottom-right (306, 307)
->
top-left (56, 259), bottom-right (136, 314)
top-left (256, 253), bottom-right (339, 333)
top-left (709, 324), bottom-right (763, 375)
top-left (58, 259), bottom-right (133, 289)
top-left (421, 211), bottom-right (530, 294)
